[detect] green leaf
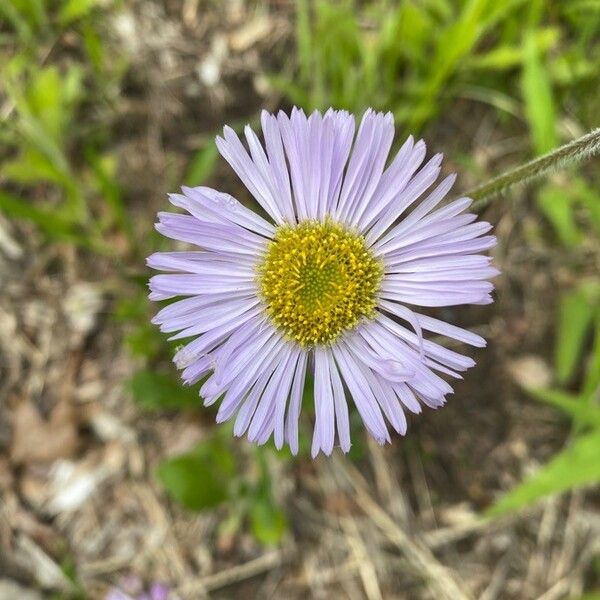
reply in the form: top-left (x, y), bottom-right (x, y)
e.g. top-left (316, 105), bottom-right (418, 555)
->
top-left (0, 2), bottom-right (33, 41)
top-left (555, 283), bottom-right (597, 383)
top-left (184, 143), bottom-right (219, 186)
top-left (250, 499), bottom-right (287, 545)
top-left (123, 323), bottom-right (163, 360)
top-left (467, 27), bottom-right (559, 70)
top-left (467, 45), bottom-right (523, 71)
top-left (27, 66), bottom-right (64, 143)
top-left (82, 22), bottom-right (105, 73)
top-left (487, 430), bottom-right (600, 516)
top-left (157, 440), bottom-right (236, 511)
top-left (521, 29), bottom-right (558, 154)
top-left (59, 0), bottom-right (99, 26)
top-left (126, 371), bottom-right (201, 410)
top-left (3, 71), bottom-right (74, 183)
top-left (2, 149), bottom-right (65, 185)
top-left (62, 64), bottom-right (85, 108)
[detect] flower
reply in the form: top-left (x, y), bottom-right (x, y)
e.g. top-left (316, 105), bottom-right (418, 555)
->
top-left (105, 577), bottom-right (174, 600)
top-left (148, 108), bottom-right (497, 456)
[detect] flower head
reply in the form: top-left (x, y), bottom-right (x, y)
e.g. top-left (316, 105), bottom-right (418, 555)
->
top-left (258, 218), bottom-right (383, 346)
top-left (148, 108), bottom-right (497, 456)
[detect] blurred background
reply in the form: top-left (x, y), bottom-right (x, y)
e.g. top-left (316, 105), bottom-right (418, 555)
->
top-left (1, 0), bottom-right (599, 598)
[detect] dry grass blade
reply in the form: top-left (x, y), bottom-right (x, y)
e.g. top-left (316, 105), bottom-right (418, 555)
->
top-left (341, 516), bottom-right (384, 600)
top-left (334, 457), bottom-right (473, 600)
top-left (176, 550), bottom-right (283, 596)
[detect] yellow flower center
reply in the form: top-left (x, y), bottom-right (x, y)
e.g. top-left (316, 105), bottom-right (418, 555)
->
top-left (257, 219), bottom-right (383, 346)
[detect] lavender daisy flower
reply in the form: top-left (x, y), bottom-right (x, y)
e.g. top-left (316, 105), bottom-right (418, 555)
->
top-left (148, 108), bottom-right (497, 457)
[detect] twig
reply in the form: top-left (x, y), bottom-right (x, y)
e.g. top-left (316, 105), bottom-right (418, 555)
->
top-left (467, 128), bottom-right (600, 209)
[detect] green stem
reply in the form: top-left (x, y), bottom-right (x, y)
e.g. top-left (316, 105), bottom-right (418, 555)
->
top-left (467, 128), bottom-right (600, 209)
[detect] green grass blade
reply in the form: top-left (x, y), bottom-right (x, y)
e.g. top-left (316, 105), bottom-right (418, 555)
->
top-left (536, 183), bottom-right (581, 247)
top-left (408, 0), bottom-right (493, 131)
top-left (0, 191), bottom-right (84, 244)
top-left (296, 0), bottom-right (312, 83)
top-left (526, 386), bottom-right (600, 429)
top-left (521, 29), bottom-right (558, 154)
top-left (555, 283), bottom-right (598, 383)
top-left (184, 142), bottom-right (219, 186)
top-left (0, 2), bottom-right (32, 41)
top-left (487, 430), bottom-right (600, 516)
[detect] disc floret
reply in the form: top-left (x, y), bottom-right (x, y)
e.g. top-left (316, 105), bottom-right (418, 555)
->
top-left (257, 219), bottom-right (383, 346)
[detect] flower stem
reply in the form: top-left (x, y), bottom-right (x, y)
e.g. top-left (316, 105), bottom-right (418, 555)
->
top-left (468, 128), bottom-right (600, 209)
